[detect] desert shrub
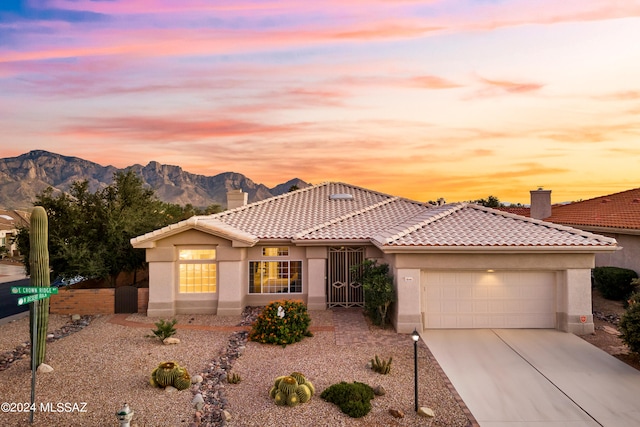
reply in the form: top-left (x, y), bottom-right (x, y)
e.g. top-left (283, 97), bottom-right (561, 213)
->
top-left (150, 318), bottom-right (177, 341)
top-left (320, 381), bottom-right (374, 418)
top-left (351, 260), bottom-right (395, 327)
top-left (593, 267), bottom-right (638, 300)
top-left (248, 300), bottom-right (313, 347)
top-left (619, 292), bottom-right (640, 354)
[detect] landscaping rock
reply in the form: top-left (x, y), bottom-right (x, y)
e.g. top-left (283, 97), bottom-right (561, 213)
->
top-left (164, 386), bottom-right (177, 393)
top-left (602, 325), bottom-right (621, 336)
top-left (222, 410), bottom-right (232, 422)
top-left (373, 385), bottom-right (386, 396)
top-left (163, 337), bottom-right (181, 345)
top-left (192, 393), bottom-right (204, 411)
top-left (191, 374), bottom-right (203, 384)
top-left (71, 314), bottom-right (81, 321)
top-left (418, 407), bottom-right (435, 418)
top-left (389, 408), bottom-right (404, 418)
top-left (37, 363), bottom-right (53, 373)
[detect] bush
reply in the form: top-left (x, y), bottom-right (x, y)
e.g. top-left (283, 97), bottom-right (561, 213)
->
top-left (248, 300), bottom-right (313, 347)
top-left (351, 260), bottom-right (395, 328)
top-left (593, 267), bottom-right (638, 300)
top-left (320, 381), bottom-right (374, 418)
top-left (619, 292), bottom-right (640, 354)
top-left (151, 318), bottom-right (177, 341)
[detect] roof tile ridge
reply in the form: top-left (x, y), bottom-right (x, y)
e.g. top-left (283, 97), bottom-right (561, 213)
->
top-left (374, 203), bottom-right (466, 245)
top-left (213, 182), bottom-right (329, 218)
top-left (294, 196), bottom-right (401, 239)
top-left (329, 181), bottom-right (426, 205)
top-left (469, 204), bottom-right (618, 244)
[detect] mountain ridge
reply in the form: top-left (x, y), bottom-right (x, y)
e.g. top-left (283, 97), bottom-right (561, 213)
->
top-left (0, 150), bottom-right (309, 209)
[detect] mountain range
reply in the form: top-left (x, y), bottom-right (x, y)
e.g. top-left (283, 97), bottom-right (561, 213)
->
top-left (0, 150), bottom-right (309, 209)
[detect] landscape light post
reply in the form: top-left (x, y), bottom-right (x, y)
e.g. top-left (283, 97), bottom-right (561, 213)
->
top-left (411, 328), bottom-right (420, 412)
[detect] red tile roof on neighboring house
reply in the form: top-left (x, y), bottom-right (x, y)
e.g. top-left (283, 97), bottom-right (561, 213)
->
top-left (132, 182), bottom-right (617, 252)
top-left (495, 206), bottom-right (531, 217)
top-left (545, 188), bottom-right (640, 230)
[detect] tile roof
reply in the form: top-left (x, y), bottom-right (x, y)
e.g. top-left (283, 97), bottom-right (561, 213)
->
top-left (131, 182), bottom-right (617, 251)
top-left (544, 188), bottom-right (640, 230)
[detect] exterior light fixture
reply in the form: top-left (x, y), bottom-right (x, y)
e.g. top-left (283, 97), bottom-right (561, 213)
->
top-left (411, 328), bottom-right (420, 412)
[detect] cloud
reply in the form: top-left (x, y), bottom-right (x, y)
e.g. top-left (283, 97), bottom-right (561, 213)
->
top-left (58, 116), bottom-right (304, 141)
top-left (468, 76), bottom-right (544, 98)
top-left (541, 123), bottom-right (640, 143)
top-left (595, 90), bottom-right (640, 101)
top-left (406, 75), bottom-right (461, 89)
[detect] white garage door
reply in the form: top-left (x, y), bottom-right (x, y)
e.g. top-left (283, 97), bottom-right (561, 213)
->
top-left (422, 270), bottom-right (557, 329)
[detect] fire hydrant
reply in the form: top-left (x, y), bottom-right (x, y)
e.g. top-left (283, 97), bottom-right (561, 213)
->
top-left (116, 403), bottom-right (134, 427)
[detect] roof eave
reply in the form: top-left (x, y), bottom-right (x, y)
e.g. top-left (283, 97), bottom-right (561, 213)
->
top-left (131, 216), bottom-right (259, 249)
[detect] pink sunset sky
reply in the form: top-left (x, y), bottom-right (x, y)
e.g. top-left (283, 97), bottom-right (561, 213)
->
top-left (1, 0), bottom-right (640, 204)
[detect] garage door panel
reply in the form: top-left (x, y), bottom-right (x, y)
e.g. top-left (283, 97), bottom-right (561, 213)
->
top-left (422, 270), bottom-right (556, 329)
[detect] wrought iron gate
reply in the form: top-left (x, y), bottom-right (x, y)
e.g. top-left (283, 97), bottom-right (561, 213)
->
top-left (327, 247), bottom-right (365, 308)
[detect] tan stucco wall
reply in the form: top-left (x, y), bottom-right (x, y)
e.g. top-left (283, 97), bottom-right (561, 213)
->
top-left (145, 230), bottom-right (234, 316)
top-left (595, 233), bottom-right (640, 275)
top-left (391, 252), bottom-right (596, 335)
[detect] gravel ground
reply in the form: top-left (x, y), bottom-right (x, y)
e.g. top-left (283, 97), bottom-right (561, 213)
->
top-left (0, 312), bottom-right (470, 427)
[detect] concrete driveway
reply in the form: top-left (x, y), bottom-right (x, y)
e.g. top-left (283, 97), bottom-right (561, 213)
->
top-left (423, 329), bottom-right (640, 426)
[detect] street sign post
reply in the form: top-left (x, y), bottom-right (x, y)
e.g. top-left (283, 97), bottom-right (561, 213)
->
top-left (14, 287), bottom-right (56, 424)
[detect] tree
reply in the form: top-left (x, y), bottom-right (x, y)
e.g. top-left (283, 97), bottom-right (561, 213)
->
top-left (351, 260), bottom-right (395, 328)
top-left (470, 195), bottom-right (502, 208)
top-left (16, 170), bottom-right (181, 286)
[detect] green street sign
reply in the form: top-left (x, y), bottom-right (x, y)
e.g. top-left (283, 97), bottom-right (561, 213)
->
top-left (17, 293), bottom-right (51, 306)
top-left (11, 286), bottom-right (58, 295)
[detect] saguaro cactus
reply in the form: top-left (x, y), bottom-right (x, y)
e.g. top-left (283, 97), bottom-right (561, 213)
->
top-left (29, 206), bottom-right (50, 368)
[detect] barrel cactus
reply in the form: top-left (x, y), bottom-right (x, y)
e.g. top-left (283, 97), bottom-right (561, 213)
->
top-left (287, 393), bottom-right (300, 407)
top-left (296, 384), bottom-right (312, 403)
top-left (290, 372), bottom-right (306, 385)
top-left (274, 391), bottom-right (287, 406)
top-left (270, 372), bottom-right (314, 407)
top-left (155, 361), bottom-right (180, 387)
top-left (269, 386), bottom-right (278, 399)
top-left (150, 361), bottom-right (191, 390)
top-left (174, 369), bottom-right (191, 391)
top-left (278, 376), bottom-right (298, 396)
top-left (29, 206), bottom-right (51, 368)
top-left (305, 380), bottom-right (316, 396)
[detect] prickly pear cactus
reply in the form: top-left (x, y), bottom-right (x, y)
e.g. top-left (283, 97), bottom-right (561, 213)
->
top-left (29, 206), bottom-right (50, 368)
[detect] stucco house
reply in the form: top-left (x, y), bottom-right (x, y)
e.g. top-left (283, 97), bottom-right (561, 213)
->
top-left (131, 182), bottom-right (618, 335)
top-left (540, 188), bottom-right (640, 275)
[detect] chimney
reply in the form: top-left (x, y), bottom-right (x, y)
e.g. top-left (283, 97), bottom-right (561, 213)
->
top-left (530, 188), bottom-right (551, 219)
top-left (226, 189), bottom-right (248, 210)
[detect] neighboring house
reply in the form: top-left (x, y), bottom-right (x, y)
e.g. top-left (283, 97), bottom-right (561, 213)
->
top-left (543, 188), bottom-right (640, 275)
top-left (0, 209), bottom-right (30, 257)
top-left (131, 182), bottom-right (618, 335)
top-left (501, 188), bottom-right (640, 275)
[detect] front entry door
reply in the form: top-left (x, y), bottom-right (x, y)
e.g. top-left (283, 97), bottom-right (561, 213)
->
top-left (327, 247), bottom-right (365, 308)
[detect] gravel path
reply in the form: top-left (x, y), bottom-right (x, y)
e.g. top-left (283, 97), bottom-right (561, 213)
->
top-left (0, 312), bottom-right (471, 427)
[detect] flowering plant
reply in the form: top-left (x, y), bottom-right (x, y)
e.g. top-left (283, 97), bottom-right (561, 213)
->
top-left (249, 299), bottom-right (313, 347)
